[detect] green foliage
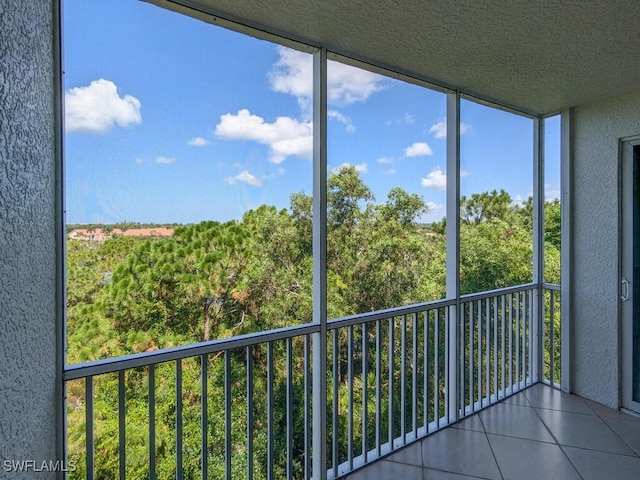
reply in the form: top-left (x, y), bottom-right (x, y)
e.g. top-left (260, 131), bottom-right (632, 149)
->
top-left (66, 166), bottom-right (562, 479)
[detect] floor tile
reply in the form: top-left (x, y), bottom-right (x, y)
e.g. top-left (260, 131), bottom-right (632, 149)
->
top-left (386, 441), bottom-right (424, 467)
top-left (421, 427), bottom-right (501, 480)
top-left (600, 415), bottom-right (640, 455)
top-left (488, 434), bottom-right (581, 480)
top-left (451, 413), bottom-right (484, 433)
top-left (579, 396), bottom-right (628, 419)
top-left (523, 383), bottom-right (593, 414)
top-left (479, 403), bottom-right (554, 442)
top-left (563, 446), bottom-right (640, 480)
top-left (537, 408), bottom-right (637, 455)
top-left (346, 460), bottom-right (424, 480)
top-left (500, 391), bottom-right (531, 407)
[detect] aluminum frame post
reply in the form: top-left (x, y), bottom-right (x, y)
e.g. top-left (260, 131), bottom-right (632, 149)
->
top-left (445, 91), bottom-right (460, 422)
top-left (312, 47), bottom-right (328, 480)
top-left (532, 117), bottom-right (544, 383)
top-left (560, 109), bottom-right (572, 393)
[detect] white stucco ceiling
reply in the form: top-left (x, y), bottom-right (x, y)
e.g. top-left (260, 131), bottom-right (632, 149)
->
top-left (148, 0), bottom-right (640, 115)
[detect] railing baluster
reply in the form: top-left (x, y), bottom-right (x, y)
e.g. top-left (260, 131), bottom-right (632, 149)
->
top-left (247, 346), bottom-right (254, 480)
top-left (201, 354), bottom-right (208, 480)
top-left (520, 292), bottom-right (528, 384)
top-left (485, 298), bottom-right (490, 404)
top-left (469, 301), bottom-right (474, 412)
top-left (401, 314), bottom-right (407, 443)
top-left (86, 375), bottom-right (94, 480)
top-left (176, 360), bottom-right (182, 480)
top-left (412, 313), bottom-right (418, 437)
top-left (508, 294), bottom-right (513, 393)
top-left (149, 364), bottom-right (156, 480)
top-left (459, 303), bottom-right (465, 416)
top-left (375, 319), bottom-right (381, 456)
top-left (225, 351), bottom-right (231, 480)
top-left (529, 293), bottom-right (540, 384)
top-left (119, 370), bottom-right (126, 480)
top-left (348, 325), bottom-right (354, 469)
top-left (388, 317), bottom-right (395, 450)
top-left (332, 329), bottom-right (339, 478)
top-left (516, 292), bottom-right (520, 390)
top-left (542, 289), bottom-right (548, 383)
top-left (526, 292), bottom-right (533, 385)
top-left (434, 310), bottom-right (439, 427)
top-left (286, 338), bottom-right (293, 480)
top-left (477, 300), bottom-right (482, 408)
top-left (304, 336), bottom-right (310, 480)
top-left (501, 295), bottom-right (505, 396)
top-left (444, 307), bottom-right (450, 423)
top-left (493, 296), bottom-right (498, 400)
top-left (550, 290), bottom-right (555, 385)
top-left (362, 322), bottom-right (368, 463)
top-left (423, 311), bottom-right (429, 432)
top-left (267, 342), bottom-right (274, 480)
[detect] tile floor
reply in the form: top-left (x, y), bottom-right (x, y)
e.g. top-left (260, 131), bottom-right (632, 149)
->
top-left (345, 383), bottom-right (640, 480)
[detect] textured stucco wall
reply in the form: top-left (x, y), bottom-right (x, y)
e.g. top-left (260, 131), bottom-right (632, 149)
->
top-left (0, 0), bottom-right (59, 476)
top-left (571, 85), bottom-right (640, 407)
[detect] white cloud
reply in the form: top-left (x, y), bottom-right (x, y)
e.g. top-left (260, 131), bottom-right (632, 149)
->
top-left (187, 136), bottom-right (210, 146)
top-left (225, 170), bottom-right (262, 187)
top-left (135, 157), bottom-right (144, 165)
top-left (327, 61), bottom-right (385, 105)
top-left (333, 162), bottom-right (368, 174)
top-left (387, 113), bottom-right (415, 126)
top-left (426, 201), bottom-right (445, 215)
top-left (65, 79), bottom-right (141, 133)
top-left (405, 142), bottom-right (433, 157)
top-left (429, 120), bottom-right (470, 139)
top-left (545, 183), bottom-right (561, 201)
top-left (155, 156), bottom-right (175, 164)
top-left (265, 167), bottom-right (286, 179)
top-left (382, 168), bottom-right (396, 175)
top-left (421, 166), bottom-right (447, 190)
top-left (269, 48), bottom-right (313, 112)
top-left (269, 46), bottom-right (384, 111)
top-left (377, 157), bottom-right (394, 164)
top-left (328, 110), bottom-right (355, 132)
top-left (430, 121), bottom-right (447, 139)
top-left (215, 109), bottom-right (312, 163)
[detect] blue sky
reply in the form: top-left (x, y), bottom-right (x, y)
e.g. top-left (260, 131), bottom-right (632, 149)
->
top-left (63, 0), bottom-right (560, 225)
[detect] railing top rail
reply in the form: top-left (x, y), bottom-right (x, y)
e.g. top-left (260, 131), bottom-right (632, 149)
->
top-left (64, 322), bottom-right (320, 380)
top-left (459, 282), bottom-right (537, 302)
top-left (327, 297), bottom-right (456, 330)
top-left (543, 283), bottom-right (561, 291)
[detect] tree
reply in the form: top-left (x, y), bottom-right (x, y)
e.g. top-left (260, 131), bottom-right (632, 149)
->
top-left (106, 221), bottom-right (251, 341)
top-left (461, 189), bottom-right (512, 224)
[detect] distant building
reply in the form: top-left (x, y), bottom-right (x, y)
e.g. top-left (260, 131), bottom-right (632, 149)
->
top-left (67, 227), bottom-right (174, 242)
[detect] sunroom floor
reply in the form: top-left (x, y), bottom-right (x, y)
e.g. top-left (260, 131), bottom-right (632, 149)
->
top-left (345, 383), bottom-right (640, 480)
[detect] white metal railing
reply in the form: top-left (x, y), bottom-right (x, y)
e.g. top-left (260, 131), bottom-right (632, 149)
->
top-left (64, 283), bottom-right (560, 479)
top-left (542, 283), bottom-right (561, 387)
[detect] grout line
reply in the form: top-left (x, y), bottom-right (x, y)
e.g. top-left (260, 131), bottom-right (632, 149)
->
top-left (594, 416), bottom-right (640, 458)
top-left (481, 430), bottom-right (562, 446)
top-left (529, 389), bottom-right (584, 480)
top-left (533, 406), bottom-right (599, 416)
top-left (558, 442), bottom-right (640, 458)
top-left (478, 407), bottom-right (505, 480)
